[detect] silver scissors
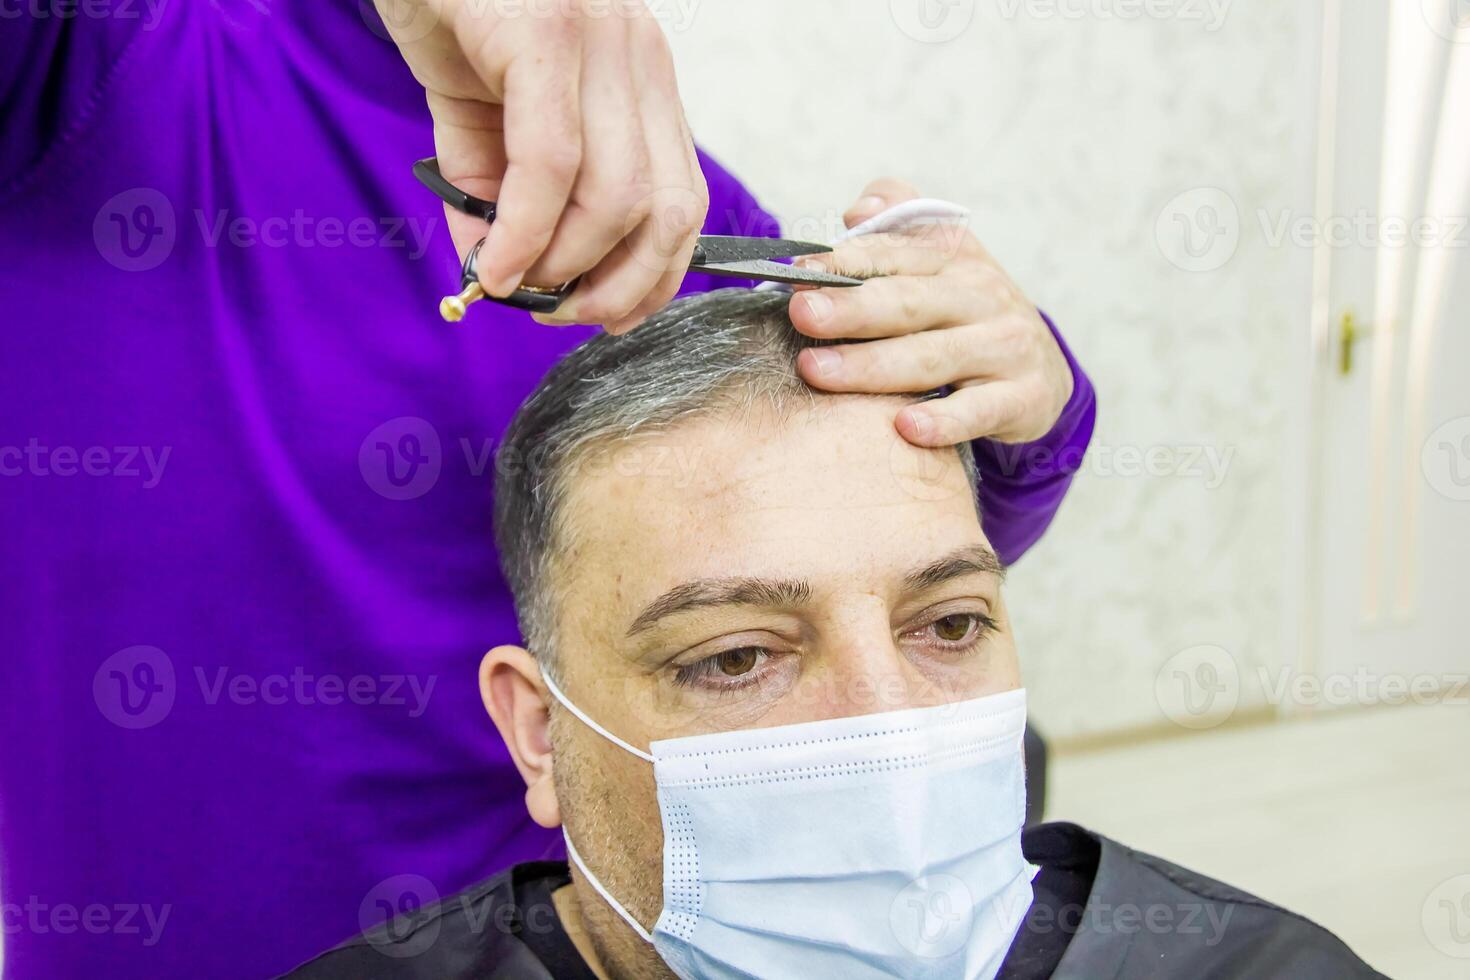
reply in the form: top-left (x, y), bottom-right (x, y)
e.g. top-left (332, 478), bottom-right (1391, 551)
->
top-left (413, 157), bottom-right (862, 321)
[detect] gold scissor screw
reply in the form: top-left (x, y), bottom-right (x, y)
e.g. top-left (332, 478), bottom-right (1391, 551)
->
top-left (439, 282), bottom-right (485, 323)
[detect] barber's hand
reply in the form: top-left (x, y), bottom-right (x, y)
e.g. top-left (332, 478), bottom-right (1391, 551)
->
top-left (379, 0), bottom-right (706, 333)
top-left (789, 179), bottom-right (1074, 446)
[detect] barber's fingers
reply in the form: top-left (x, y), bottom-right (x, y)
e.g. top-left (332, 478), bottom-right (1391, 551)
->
top-left (540, 210), bottom-right (698, 333)
top-left (605, 221), bottom-right (698, 334)
top-left (519, 17), bottom-right (654, 289)
top-left (532, 15), bottom-right (702, 331)
top-left (612, 124), bottom-right (706, 334)
top-left (790, 268), bottom-right (1017, 341)
top-left (473, 35), bottom-right (585, 297)
top-left (897, 381), bottom-right (1037, 447)
top-left (843, 176), bottom-right (923, 228)
top-left (534, 217), bottom-right (666, 331)
top-left (602, 21), bottom-right (706, 332)
top-left (787, 229), bottom-right (993, 338)
top-left (797, 319), bottom-right (1022, 393)
top-left (426, 94), bottom-right (510, 262)
top-left (798, 233), bottom-right (960, 283)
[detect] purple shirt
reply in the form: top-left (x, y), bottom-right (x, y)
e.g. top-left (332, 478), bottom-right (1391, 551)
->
top-left (0, 6), bottom-right (1094, 977)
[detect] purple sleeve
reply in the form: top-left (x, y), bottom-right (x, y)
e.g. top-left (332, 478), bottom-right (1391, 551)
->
top-left (973, 311), bottom-right (1096, 566)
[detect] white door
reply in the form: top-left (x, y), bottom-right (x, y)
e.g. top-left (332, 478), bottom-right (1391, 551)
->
top-left (1293, 0), bottom-right (1470, 711)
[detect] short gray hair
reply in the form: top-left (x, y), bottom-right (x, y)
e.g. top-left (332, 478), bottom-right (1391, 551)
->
top-left (493, 288), bottom-right (978, 662)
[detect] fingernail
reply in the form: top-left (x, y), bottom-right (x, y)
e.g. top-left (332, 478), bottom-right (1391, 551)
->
top-left (484, 271), bottom-right (522, 298)
top-left (794, 256), bottom-right (827, 271)
top-left (801, 291), bottom-right (833, 324)
top-left (904, 409), bottom-right (932, 440)
top-left (855, 195), bottom-right (886, 216)
top-left (805, 347), bottom-right (841, 378)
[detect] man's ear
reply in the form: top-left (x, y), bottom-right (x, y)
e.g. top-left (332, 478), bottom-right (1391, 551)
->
top-left (480, 645), bottom-right (561, 829)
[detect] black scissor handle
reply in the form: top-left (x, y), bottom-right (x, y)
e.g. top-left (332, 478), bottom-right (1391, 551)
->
top-left (415, 156), bottom-right (576, 316)
top-left (458, 238), bottom-right (572, 315)
top-left (413, 157), bottom-right (497, 223)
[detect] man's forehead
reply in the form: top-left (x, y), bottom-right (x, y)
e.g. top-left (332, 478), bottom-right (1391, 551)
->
top-left (552, 396), bottom-right (986, 609)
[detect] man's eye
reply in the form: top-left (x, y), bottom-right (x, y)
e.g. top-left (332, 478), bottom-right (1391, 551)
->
top-left (715, 648), bottom-right (760, 676)
top-left (672, 647), bottom-right (770, 690)
top-left (933, 613), bottom-right (975, 642)
top-left (916, 611), bottom-right (996, 648)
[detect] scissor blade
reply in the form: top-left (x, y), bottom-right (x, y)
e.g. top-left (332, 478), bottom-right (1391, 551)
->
top-left (693, 236), bottom-right (834, 264)
top-left (698, 259), bottom-right (863, 287)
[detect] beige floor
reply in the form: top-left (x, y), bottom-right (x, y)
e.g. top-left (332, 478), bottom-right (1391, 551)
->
top-left (1047, 702), bottom-right (1470, 979)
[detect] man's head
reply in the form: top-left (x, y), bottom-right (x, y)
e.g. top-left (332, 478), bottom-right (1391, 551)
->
top-left (482, 289), bottom-right (1021, 977)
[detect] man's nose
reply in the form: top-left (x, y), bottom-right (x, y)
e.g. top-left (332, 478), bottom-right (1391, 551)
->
top-left (800, 628), bottom-right (950, 721)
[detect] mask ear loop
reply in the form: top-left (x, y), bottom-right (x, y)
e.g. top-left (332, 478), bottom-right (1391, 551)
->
top-left (540, 672), bottom-right (656, 764)
top-left (562, 831), bottom-right (656, 945)
top-left (540, 672), bottom-right (659, 944)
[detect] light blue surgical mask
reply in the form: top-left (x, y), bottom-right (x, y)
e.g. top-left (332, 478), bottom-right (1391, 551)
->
top-left (542, 675), bottom-right (1037, 980)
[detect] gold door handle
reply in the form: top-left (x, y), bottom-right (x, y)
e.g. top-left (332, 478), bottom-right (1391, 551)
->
top-left (1338, 311), bottom-right (1371, 376)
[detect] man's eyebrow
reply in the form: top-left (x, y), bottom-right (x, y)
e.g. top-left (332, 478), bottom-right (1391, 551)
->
top-left (903, 545), bottom-right (1007, 592)
top-left (626, 578), bottom-right (812, 636)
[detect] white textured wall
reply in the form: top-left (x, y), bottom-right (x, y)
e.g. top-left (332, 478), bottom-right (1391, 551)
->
top-left (662, 0), bottom-right (1323, 739)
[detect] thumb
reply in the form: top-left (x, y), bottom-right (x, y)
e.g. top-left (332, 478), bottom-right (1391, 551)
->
top-left (842, 177), bottom-right (923, 229)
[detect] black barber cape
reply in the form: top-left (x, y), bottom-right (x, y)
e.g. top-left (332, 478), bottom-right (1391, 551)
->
top-left (284, 823), bottom-right (1384, 979)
